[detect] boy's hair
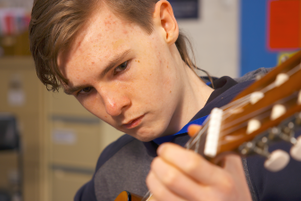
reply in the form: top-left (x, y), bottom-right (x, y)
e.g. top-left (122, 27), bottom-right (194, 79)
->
top-left (29, 0), bottom-right (204, 92)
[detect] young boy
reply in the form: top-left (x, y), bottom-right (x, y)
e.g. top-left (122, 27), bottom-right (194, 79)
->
top-left (29, 0), bottom-right (301, 200)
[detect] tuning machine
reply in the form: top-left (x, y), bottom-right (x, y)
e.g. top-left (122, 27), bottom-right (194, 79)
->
top-left (239, 135), bottom-right (290, 172)
top-left (240, 114), bottom-right (301, 172)
top-left (269, 116), bottom-right (301, 161)
top-left (295, 112), bottom-right (301, 126)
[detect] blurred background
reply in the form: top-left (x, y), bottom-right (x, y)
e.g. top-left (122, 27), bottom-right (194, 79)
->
top-left (0, 0), bottom-right (300, 200)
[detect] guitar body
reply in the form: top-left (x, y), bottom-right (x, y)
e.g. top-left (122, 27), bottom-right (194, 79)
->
top-left (115, 191), bottom-right (144, 201)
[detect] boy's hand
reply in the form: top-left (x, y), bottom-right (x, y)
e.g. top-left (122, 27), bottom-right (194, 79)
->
top-left (146, 125), bottom-right (252, 201)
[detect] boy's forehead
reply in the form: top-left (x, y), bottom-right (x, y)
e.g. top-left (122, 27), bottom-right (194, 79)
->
top-left (58, 8), bottom-right (132, 72)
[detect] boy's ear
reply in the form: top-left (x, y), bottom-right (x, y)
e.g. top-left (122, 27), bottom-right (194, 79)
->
top-left (153, 0), bottom-right (179, 45)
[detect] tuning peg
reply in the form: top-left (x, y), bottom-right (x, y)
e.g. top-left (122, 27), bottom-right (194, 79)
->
top-left (290, 136), bottom-right (301, 161)
top-left (264, 150), bottom-right (290, 172)
top-left (275, 73), bottom-right (289, 87)
top-left (250, 92), bottom-right (264, 104)
top-left (247, 119), bottom-right (261, 134)
top-left (271, 104), bottom-right (286, 120)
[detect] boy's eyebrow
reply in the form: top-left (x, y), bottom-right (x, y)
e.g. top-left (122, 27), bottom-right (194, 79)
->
top-left (100, 49), bottom-right (131, 78)
top-left (63, 49), bottom-right (131, 95)
top-left (64, 85), bottom-right (89, 95)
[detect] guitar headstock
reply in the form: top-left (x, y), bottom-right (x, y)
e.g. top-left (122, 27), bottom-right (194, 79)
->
top-left (187, 51), bottom-right (301, 172)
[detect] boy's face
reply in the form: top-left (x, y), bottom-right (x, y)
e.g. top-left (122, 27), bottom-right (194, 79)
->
top-left (58, 5), bottom-right (185, 141)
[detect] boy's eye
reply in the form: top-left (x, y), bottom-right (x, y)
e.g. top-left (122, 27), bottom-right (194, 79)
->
top-left (114, 61), bottom-right (128, 75)
top-left (78, 87), bottom-right (93, 95)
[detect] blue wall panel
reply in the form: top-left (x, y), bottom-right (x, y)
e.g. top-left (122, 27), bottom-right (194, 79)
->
top-left (240, 0), bottom-right (278, 76)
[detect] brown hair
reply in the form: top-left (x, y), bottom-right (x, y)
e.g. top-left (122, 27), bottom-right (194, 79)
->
top-left (29, 0), bottom-right (210, 92)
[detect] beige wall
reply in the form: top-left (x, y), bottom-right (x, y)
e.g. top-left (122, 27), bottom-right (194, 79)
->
top-left (178, 0), bottom-right (239, 78)
top-left (0, 0), bottom-right (33, 10)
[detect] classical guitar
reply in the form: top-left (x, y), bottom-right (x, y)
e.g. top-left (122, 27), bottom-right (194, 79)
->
top-left (115, 50), bottom-right (301, 201)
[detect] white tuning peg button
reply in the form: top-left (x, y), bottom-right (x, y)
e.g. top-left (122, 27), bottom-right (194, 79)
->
top-left (290, 137), bottom-right (301, 161)
top-left (264, 150), bottom-right (290, 172)
top-left (247, 119), bottom-right (261, 134)
top-left (275, 73), bottom-right (289, 87)
top-left (250, 92), bottom-right (264, 104)
top-left (271, 104), bottom-right (286, 120)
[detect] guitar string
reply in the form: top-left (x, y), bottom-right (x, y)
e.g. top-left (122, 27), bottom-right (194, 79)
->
top-left (221, 63), bottom-right (301, 122)
top-left (141, 191), bottom-right (152, 201)
top-left (216, 64), bottom-right (301, 141)
top-left (220, 95), bottom-right (290, 131)
top-left (185, 95), bottom-right (253, 151)
top-left (219, 94), bottom-right (251, 112)
top-left (261, 64), bottom-right (300, 94)
top-left (185, 93), bottom-right (298, 155)
top-left (221, 63), bottom-right (300, 114)
top-left (220, 93), bottom-right (297, 138)
top-left (186, 122), bottom-right (209, 150)
top-left (185, 100), bottom-right (268, 151)
top-left (185, 88), bottom-right (299, 151)
top-left (220, 109), bottom-right (271, 141)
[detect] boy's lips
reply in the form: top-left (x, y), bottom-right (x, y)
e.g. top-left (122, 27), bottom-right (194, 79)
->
top-left (123, 115), bottom-right (144, 129)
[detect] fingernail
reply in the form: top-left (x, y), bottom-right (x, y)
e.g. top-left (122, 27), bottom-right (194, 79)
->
top-left (157, 143), bottom-right (166, 155)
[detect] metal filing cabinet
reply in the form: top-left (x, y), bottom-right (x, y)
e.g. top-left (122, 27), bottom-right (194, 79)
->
top-left (0, 57), bottom-right (46, 201)
top-left (0, 57), bottom-right (123, 201)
